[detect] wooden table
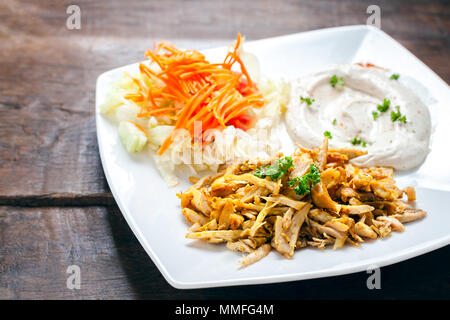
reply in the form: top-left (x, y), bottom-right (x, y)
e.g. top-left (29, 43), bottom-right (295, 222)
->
top-left (1, 0), bottom-right (449, 299)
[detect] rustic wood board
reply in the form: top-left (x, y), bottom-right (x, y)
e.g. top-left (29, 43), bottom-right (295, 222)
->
top-left (0, 0), bottom-right (448, 199)
top-left (0, 0), bottom-right (448, 299)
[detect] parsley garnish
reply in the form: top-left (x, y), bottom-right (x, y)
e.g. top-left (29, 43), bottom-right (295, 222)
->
top-left (289, 164), bottom-right (321, 195)
top-left (351, 136), bottom-right (367, 147)
top-left (332, 119), bottom-right (337, 125)
top-left (330, 75), bottom-right (345, 88)
top-left (391, 106), bottom-right (407, 123)
top-left (390, 74), bottom-right (400, 80)
top-left (351, 136), bottom-right (361, 145)
top-left (300, 96), bottom-right (315, 106)
top-left (254, 156), bottom-right (294, 181)
top-left (324, 131), bottom-right (333, 139)
top-left (377, 98), bottom-right (391, 113)
top-left (372, 111), bottom-right (379, 120)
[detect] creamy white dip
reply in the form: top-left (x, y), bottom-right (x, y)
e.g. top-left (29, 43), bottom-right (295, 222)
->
top-left (285, 64), bottom-right (431, 170)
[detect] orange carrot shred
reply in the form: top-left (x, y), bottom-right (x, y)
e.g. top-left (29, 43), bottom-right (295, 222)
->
top-left (123, 34), bottom-right (264, 155)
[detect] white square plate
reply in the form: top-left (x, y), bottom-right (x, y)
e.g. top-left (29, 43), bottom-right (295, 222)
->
top-left (96, 25), bottom-right (450, 289)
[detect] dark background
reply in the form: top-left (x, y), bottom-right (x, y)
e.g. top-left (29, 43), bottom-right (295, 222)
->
top-left (0, 0), bottom-right (449, 299)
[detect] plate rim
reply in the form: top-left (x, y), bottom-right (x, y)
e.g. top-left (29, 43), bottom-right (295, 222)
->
top-left (96, 24), bottom-right (450, 289)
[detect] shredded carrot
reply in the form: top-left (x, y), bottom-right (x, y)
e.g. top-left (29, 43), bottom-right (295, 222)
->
top-left (355, 62), bottom-right (386, 70)
top-left (127, 121), bottom-right (149, 138)
top-left (123, 33), bottom-right (264, 155)
top-left (138, 107), bottom-right (181, 117)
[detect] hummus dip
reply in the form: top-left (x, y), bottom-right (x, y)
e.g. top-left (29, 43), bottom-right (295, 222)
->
top-left (285, 64), bottom-right (431, 170)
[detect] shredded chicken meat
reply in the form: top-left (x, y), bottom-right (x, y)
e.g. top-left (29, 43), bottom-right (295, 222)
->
top-left (178, 138), bottom-right (427, 267)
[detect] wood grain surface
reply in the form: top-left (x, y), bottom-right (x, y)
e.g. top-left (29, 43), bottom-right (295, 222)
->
top-left (0, 0), bottom-right (448, 299)
top-left (1, 207), bottom-right (449, 299)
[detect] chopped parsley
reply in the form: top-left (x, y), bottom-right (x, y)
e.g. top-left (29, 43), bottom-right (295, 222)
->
top-left (332, 118), bottom-right (337, 125)
top-left (351, 136), bottom-right (367, 147)
top-left (330, 75), bottom-right (345, 88)
top-left (324, 131), bottom-right (333, 139)
top-left (372, 111), bottom-right (379, 120)
top-left (391, 106), bottom-right (407, 123)
top-left (288, 164), bottom-right (321, 196)
top-left (390, 74), bottom-right (400, 80)
top-left (351, 136), bottom-right (361, 145)
top-left (300, 96), bottom-right (315, 106)
top-left (377, 98), bottom-right (391, 113)
top-left (254, 156), bottom-right (294, 181)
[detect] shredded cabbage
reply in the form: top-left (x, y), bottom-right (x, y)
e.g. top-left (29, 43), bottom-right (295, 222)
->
top-left (101, 50), bottom-right (291, 186)
top-left (118, 121), bottom-right (148, 153)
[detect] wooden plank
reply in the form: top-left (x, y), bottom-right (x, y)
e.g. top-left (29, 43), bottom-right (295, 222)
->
top-left (0, 206), bottom-right (169, 299)
top-left (0, 192), bottom-right (115, 207)
top-left (0, 0), bottom-right (449, 200)
top-left (0, 206), bottom-right (449, 299)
